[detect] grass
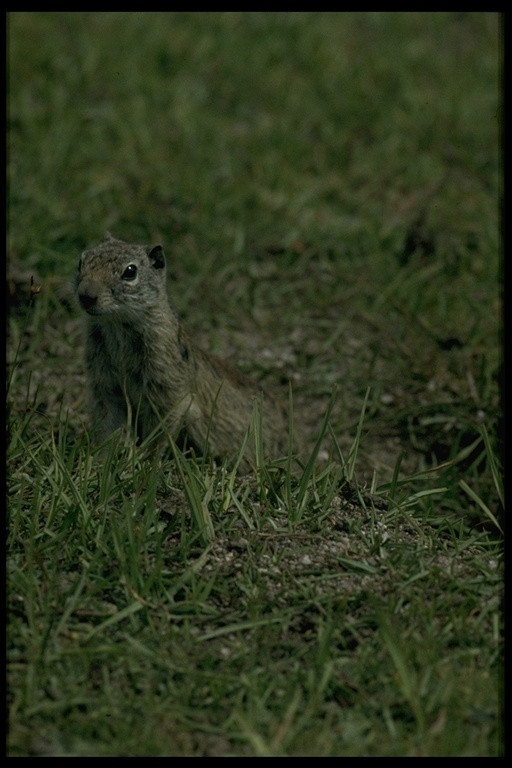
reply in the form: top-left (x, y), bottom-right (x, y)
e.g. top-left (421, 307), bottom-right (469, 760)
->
top-left (7, 11), bottom-right (503, 756)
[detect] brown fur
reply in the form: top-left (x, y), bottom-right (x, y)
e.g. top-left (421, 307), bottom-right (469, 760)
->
top-left (75, 233), bottom-right (290, 472)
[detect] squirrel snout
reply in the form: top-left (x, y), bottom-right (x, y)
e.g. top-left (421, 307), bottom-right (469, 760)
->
top-left (78, 291), bottom-right (98, 311)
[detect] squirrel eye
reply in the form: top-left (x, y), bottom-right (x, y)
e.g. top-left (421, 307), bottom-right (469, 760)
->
top-left (122, 264), bottom-right (138, 281)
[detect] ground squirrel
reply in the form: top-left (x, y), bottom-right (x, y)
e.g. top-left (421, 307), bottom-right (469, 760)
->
top-left (75, 233), bottom-right (291, 472)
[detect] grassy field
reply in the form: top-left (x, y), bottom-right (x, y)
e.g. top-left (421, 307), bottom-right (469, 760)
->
top-left (7, 12), bottom-right (503, 756)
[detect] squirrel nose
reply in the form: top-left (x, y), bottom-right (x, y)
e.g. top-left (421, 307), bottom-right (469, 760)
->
top-left (78, 292), bottom-right (98, 311)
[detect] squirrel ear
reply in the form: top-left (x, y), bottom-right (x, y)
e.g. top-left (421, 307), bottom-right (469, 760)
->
top-left (148, 245), bottom-right (165, 270)
top-left (103, 231), bottom-right (114, 241)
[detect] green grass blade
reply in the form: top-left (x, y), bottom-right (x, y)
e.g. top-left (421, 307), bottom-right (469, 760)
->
top-left (459, 479), bottom-right (503, 534)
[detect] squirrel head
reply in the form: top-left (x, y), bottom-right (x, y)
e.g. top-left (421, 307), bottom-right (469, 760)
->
top-left (76, 237), bottom-right (168, 319)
